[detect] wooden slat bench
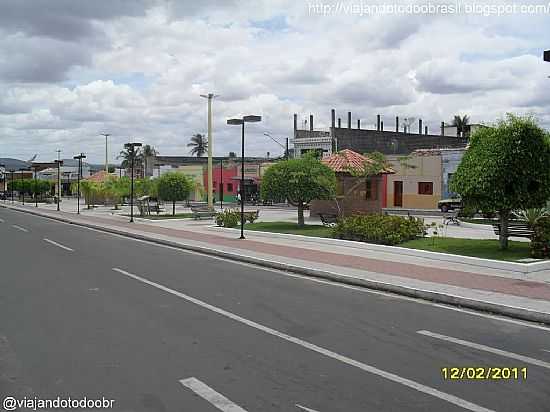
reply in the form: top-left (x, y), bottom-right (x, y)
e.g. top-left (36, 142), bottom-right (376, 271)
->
top-left (492, 221), bottom-right (533, 238)
top-left (190, 206), bottom-right (217, 220)
top-left (319, 213), bottom-right (338, 226)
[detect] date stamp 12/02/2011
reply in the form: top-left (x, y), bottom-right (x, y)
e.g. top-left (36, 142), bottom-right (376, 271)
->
top-left (441, 367), bottom-right (527, 381)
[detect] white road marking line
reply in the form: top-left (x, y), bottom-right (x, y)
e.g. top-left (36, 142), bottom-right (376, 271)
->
top-left (105, 231), bottom-right (550, 333)
top-left (418, 330), bottom-right (550, 369)
top-left (542, 349), bottom-right (550, 353)
top-left (43, 238), bottom-right (74, 252)
top-left (180, 377), bottom-right (248, 412)
top-left (113, 267), bottom-right (495, 412)
top-left (16, 211), bottom-right (550, 333)
top-left (0, 218), bottom-right (4, 223)
top-left (296, 404), bottom-right (321, 412)
top-left (11, 224), bottom-right (28, 232)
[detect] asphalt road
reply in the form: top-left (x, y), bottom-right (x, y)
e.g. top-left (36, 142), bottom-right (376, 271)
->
top-left (1, 206), bottom-right (549, 412)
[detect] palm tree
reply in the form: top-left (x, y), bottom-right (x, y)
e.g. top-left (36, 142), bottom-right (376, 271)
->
top-left (451, 115), bottom-right (470, 137)
top-left (141, 144), bottom-right (158, 177)
top-left (117, 146), bottom-right (143, 175)
top-left (188, 134), bottom-right (208, 157)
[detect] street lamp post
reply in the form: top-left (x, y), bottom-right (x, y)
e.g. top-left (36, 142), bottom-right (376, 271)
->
top-left (32, 165), bottom-right (39, 207)
top-left (19, 169), bottom-right (26, 205)
top-left (219, 158), bottom-right (223, 210)
top-left (73, 154), bottom-right (86, 214)
top-left (54, 160), bottom-right (63, 211)
top-left (125, 142), bottom-right (142, 223)
top-left (10, 170), bottom-right (14, 204)
top-left (200, 93), bottom-right (219, 210)
top-left (0, 164), bottom-right (4, 201)
top-left (227, 115), bottom-right (262, 239)
top-left (101, 133), bottom-right (110, 174)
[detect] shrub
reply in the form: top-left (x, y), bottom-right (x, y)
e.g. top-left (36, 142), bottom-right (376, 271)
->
top-left (531, 216), bottom-right (550, 258)
top-left (215, 209), bottom-right (240, 228)
top-left (331, 214), bottom-right (425, 246)
top-left (458, 205), bottom-right (477, 218)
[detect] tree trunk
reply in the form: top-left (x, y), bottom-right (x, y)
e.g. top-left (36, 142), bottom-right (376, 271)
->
top-left (172, 200), bottom-right (176, 216)
top-left (297, 202), bottom-right (305, 227)
top-left (499, 210), bottom-right (509, 250)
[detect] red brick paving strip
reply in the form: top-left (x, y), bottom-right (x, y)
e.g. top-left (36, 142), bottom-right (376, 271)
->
top-left (42, 210), bottom-right (550, 302)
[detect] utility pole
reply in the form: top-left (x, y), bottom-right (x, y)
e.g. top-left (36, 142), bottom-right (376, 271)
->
top-left (101, 133), bottom-right (110, 174)
top-left (200, 93), bottom-right (219, 210)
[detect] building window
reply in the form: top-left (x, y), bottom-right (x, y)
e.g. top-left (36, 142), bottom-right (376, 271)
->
top-left (227, 183), bottom-right (233, 192)
top-left (418, 182), bottom-right (433, 195)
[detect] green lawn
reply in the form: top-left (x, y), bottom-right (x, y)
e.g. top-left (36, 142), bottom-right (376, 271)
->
top-left (243, 221), bottom-right (534, 262)
top-left (400, 237), bottom-right (532, 262)
top-left (134, 213), bottom-right (195, 220)
top-left (244, 222), bottom-right (333, 238)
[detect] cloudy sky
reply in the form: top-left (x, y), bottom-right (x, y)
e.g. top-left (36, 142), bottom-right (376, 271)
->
top-left (0, 0), bottom-right (549, 163)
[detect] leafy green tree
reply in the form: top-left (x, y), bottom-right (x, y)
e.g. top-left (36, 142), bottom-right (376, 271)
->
top-left (104, 176), bottom-right (131, 209)
top-left (188, 134), bottom-right (208, 157)
top-left (157, 172), bottom-right (192, 215)
top-left (450, 114), bottom-right (550, 249)
top-left (261, 154), bottom-right (336, 226)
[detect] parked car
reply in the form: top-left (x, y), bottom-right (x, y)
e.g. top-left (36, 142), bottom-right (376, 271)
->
top-left (438, 197), bottom-right (462, 213)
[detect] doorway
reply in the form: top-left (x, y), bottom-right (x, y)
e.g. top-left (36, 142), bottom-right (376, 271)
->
top-left (394, 181), bottom-right (403, 207)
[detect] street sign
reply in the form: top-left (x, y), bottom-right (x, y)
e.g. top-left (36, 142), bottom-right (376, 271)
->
top-left (545, 50), bottom-right (550, 62)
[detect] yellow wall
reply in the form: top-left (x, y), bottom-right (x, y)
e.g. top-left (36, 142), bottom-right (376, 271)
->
top-left (386, 154), bottom-right (442, 209)
top-left (176, 165), bottom-right (204, 201)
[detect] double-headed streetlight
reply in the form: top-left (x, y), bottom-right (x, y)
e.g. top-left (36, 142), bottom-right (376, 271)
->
top-left (19, 168), bottom-right (28, 205)
top-left (73, 154), bottom-right (86, 214)
top-left (263, 132), bottom-right (289, 160)
top-left (227, 115), bottom-right (262, 239)
top-left (125, 142), bottom-right (142, 223)
top-left (32, 164), bottom-right (39, 207)
top-left (54, 160), bottom-right (63, 211)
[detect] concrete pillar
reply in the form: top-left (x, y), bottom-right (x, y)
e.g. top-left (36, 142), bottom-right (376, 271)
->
top-left (381, 121), bottom-right (384, 131)
top-left (377, 114), bottom-right (381, 131)
top-left (331, 109), bottom-right (336, 129)
top-left (441, 121), bottom-right (445, 136)
top-left (425, 126), bottom-right (428, 135)
top-left (357, 119), bottom-right (360, 129)
top-left (419, 119), bottom-right (423, 134)
top-left (338, 118), bottom-right (341, 128)
top-left (395, 116), bottom-right (399, 132)
top-left (293, 114), bottom-right (297, 132)
top-left (310, 114), bottom-right (313, 131)
top-left (347, 112), bottom-right (351, 129)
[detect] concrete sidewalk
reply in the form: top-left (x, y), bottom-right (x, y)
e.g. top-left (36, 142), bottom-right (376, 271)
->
top-left (3, 202), bottom-right (550, 325)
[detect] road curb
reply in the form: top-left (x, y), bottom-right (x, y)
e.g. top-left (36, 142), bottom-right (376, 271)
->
top-left (3, 204), bottom-right (550, 326)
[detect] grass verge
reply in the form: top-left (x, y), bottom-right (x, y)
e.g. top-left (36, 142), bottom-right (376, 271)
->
top-left (244, 222), bottom-right (333, 238)
top-left (400, 237), bottom-right (531, 262)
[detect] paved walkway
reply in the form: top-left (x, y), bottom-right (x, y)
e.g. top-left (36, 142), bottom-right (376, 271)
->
top-left (3, 201), bottom-right (550, 323)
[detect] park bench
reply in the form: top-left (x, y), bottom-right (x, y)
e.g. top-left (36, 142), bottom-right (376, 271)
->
top-left (492, 221), bottom-right (534, 238)
top-left (443, 211), bottom-right (460, 226)
top-left (190, 206), bottom-right (217, 220)
top-left (319, 213), bottom-right (338, 226)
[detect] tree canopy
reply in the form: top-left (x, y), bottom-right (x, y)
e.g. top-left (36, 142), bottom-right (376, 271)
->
top-left (261, 154), bottom-right (336, 226)
top-left (450, 114), bottom-right (550, 248)
top-left (157, 172), bottom-right (193, 215)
